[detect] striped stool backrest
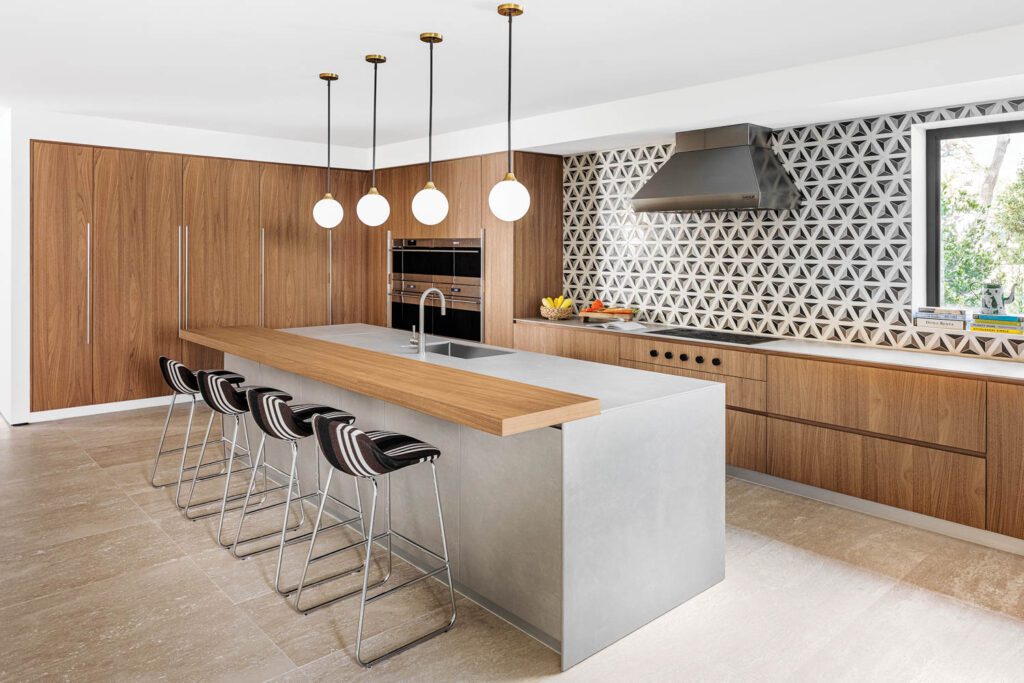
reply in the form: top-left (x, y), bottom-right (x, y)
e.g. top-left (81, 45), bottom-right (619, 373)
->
top-left (159, 356), bottom-right (199, 395)
top-left (196, 371), bottom-right (249, 415)
top-left (313, 415), bottom-right (389, 478)
top-left (247, 388), bottom-right (312, 441)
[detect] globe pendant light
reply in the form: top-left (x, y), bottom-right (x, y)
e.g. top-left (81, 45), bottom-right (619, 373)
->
top-left (412, 32), bottom-right (449, 226)
top-left (356, 55), bottom-right (391, 227)
top-left (313, 72), bottom-right (344, 229)
top-left (488, 3), bottom-right (530, 222)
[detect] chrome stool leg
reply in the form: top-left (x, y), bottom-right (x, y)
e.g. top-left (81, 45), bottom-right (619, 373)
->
top-left (290, 469), bottom-right (385, 614)
top-left (149, 392), bottom-right (180, 487)
top-left (171, 395), bottom-right (198, 506)
top-left (354, 463), bottom-right (457, 668)
top-left (181, 413), bottom-right (256, 520)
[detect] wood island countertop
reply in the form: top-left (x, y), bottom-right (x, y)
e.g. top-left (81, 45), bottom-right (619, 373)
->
top-left (181, 326), bottom-right (602, 436)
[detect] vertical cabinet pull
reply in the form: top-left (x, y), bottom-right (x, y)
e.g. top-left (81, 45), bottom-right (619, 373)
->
top-left (177, 225), bottom-right (182, 331)
top-left (183, 225), bottom-right (189, 330)
top-left (85, 222), bottom-right (92, 344)
top-left (260, 227), bottom-right (265, 327)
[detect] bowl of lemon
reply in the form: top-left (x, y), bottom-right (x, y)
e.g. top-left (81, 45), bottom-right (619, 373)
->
top-left (540, 295), bottom-right (574, 320)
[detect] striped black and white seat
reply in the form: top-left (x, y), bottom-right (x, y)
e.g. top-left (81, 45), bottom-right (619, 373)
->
top-left (247, 387), bottom-right (354, 441)
top-left (196, 370), bottom-right (253, 416)
top-left (158, 356), bottom-right (243, 396)
top-left (313, 417), bottom-right (440, 478)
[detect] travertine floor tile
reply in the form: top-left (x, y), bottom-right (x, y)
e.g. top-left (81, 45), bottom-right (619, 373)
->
top-left (0, 521), bottom-right (184, 610)
top-left (0, 557), bottom-right (294, 682)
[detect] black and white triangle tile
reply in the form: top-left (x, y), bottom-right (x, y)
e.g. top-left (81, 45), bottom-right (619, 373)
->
top-left (562, 97), bottom-right (1024, 361)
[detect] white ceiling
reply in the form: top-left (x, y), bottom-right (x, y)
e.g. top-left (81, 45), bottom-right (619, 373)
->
top-left (2, 0), bottom-right (1024, 149)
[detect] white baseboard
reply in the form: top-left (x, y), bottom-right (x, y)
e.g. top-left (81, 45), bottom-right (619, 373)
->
top-left (728, 466), bottom-right (1024, 557)
top-left (26, 395), bottom-right (175, 423)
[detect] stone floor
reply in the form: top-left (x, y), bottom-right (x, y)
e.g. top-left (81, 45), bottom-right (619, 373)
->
top-left (3, 405), bottom-right (1024, 682)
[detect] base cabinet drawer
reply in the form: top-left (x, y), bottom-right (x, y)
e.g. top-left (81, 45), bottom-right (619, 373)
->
top-left (727, 410), bottom-right (766, 472)
top-left (767, 356), bottom-right (986, 453)
top-left (619, 336), bottom-right (765, 380)
top-left (767, 418), bottom-right (985, 528)
top-left (513, 322), bottom-right (619, 364)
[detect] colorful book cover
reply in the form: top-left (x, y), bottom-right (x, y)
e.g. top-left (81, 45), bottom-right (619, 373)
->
top-left (970, 326), bottom-right (1024, 335)
top-left (973, 314), bottom-right (1024, 323)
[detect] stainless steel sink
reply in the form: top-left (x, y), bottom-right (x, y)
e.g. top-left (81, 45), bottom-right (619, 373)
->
top-left (427, 341), bottom-right (513, 359)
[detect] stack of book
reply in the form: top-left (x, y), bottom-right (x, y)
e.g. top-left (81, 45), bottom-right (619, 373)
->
top-left (913, 307), bottom-right (968, 331)
top-left (970, 313), bottom-right (1024, 335)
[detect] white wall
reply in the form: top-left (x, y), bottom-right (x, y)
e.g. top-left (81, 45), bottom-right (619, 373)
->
top-left (0, 108), bottom-right (12, 423)
top-left (5, 108), bottom-right (369, 424)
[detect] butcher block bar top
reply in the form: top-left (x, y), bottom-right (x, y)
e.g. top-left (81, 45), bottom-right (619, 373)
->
top-left (180, 325), bottom-right (604, 436)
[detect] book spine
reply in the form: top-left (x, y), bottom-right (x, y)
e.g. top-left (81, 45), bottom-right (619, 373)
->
top-left (971, 326), bottom-right (1024, 335)
top-left (916, 307), bottom-right (968, 316)
top-left (973, 314), bottom-right (1024, 323)
top-left (914, 313), bottom-right (969, 321)
top-left (914, 319), bottom-right (967, 330)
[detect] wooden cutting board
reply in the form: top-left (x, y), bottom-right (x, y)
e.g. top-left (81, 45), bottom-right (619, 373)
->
top-left (579, 310), bottom-right (636, 322)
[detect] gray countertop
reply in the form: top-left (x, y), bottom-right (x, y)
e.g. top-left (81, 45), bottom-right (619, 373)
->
top-left (516, 317), bottom-right (1024, 383)
top-left (285, 324), bottom-right (722, 413)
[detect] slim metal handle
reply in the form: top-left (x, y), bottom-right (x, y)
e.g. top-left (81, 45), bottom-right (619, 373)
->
top-left (183, 225), bottom-right (189, 330)
top-left (85, 222), bottom-right (92, 344)
top-left (260, 227), bottom-right (265, 326)
top-left (177, 225), bottom-right (182, 331)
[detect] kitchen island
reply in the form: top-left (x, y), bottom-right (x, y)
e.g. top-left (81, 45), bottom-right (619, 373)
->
top-left (181, 324), bottom-right (725, 670)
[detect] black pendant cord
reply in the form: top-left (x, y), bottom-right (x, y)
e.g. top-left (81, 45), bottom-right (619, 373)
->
top-left (428, 41), bottom-right (434, 183)
top-left (506, 13), bottom-right (513, 175)
top-left (325, 79), bottom-right (332, 195)
top-left (371, 63), bottom-right (379, 188)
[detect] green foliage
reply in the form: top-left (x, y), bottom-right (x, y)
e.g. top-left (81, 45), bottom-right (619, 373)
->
top-left (939, 151), bottom-right (1024, 314)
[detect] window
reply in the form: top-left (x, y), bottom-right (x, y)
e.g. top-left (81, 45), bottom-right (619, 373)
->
top-left (926, 120), bottom-right (1024, 312)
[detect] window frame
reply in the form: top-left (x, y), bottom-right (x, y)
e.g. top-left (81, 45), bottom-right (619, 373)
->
top-left (925, 119), bottom-right (1024, 306)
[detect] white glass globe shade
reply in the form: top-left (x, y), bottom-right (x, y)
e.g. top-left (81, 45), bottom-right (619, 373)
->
top-left (356, 191), bottom-right (391, 227)
top-left (411, 185), bottom-right (449, 226)
top-left (488, 178), bottom-right (531, 222)
top-left (313, 194), bottom-right (343, 229)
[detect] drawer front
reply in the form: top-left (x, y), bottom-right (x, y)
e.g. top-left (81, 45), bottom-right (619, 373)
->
top-left (513, 323), bottom-right (619, 365)
top-left (767, 356), bottom-right (986, 453)
top-left (619, 337), bottom-right (766, 380)
top-left (727, 410), bottom-right (766, 472)
top-left (767, 418), bottom-right (985, 528)
top-left (620, 359), bottom-right (766, 411)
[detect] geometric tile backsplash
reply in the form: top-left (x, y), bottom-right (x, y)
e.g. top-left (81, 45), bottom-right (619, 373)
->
top-left (563, 97), bottom-right (1024, 360)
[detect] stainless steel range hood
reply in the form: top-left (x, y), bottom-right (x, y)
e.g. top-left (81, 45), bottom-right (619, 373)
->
top-left (631, 124), bottom-right (799, 212)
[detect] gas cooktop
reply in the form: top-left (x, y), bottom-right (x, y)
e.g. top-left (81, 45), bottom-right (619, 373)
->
top-left (647, 327), bottom-right (776, 345)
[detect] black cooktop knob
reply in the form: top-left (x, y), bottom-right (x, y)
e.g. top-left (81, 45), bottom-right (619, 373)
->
top-left (649, 349), bottom-right (658, 358)
top-left (695, 355), bottom-right (705, 364)
top-left (680, 353), bottom-right (689, 362)
top-left (664, 351), bottom-right (674, 360)
top-left (712, 357), bottom-right (722, 366)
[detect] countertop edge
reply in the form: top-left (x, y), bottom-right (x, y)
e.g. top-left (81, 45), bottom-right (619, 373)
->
top-left (514, 317), bottom-right (1024, 386)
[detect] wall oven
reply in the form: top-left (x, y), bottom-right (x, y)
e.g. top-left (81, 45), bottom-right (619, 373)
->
top-left (389, 237), bottom-right (483, 342)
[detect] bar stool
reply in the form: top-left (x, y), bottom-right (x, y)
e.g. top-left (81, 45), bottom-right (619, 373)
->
top-left (235, 387), bottom-right (364, 599)
top-left (307, 415), bottom-right (456, 668)
top-left (181, 371), bottom-right (268, 538)
top-left (151, 356), bottom-right (246, 509)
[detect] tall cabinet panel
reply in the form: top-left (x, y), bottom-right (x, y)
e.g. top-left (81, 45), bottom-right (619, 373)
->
top-left (31, 141), bottom-right (94, 411)
top-left (92, 148), bottom-right (182, 403)
top-left (182, 156), bottom-right (261, 369)
top-left (330, 168), bottom-right (371, 324)
top-left (260, 163), bottom-right (330, 328)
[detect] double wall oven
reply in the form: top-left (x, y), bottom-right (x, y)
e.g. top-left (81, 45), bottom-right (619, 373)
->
top-left (389, 237), bottom-right (483, 342)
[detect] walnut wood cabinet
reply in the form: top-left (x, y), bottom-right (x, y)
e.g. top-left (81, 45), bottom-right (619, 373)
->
top-left (513, 321), bottom-right (619, 364)
top-left (30, 142), bottom-right (94, 411)
top-left (986, 382), bottom-right (1024, 538)
top-left (259, 163), bottom-right (330, 329)
top-left (767, 418), bottom-right (985, 528)
top-left (181, 156), bottom-right (261, 370)
top-left (91, 148), bottom-right (182, 403)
